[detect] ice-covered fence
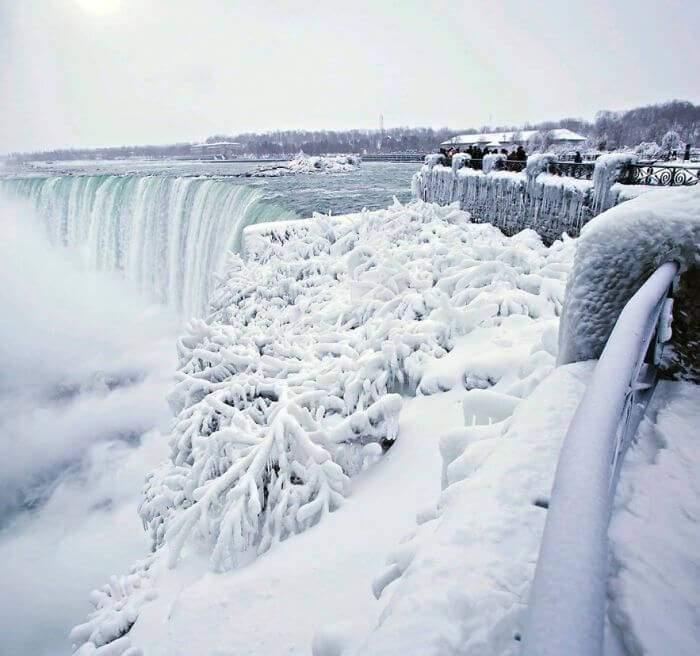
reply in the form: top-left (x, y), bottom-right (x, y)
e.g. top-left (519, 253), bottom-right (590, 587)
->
top-left (412, 153), bottom-right (640, 241)
top-left (522, 261), bottom-right (678, 656)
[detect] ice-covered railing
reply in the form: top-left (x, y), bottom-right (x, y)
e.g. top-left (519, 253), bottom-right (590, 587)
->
top-left (522, 260), bottom-right (679, 656)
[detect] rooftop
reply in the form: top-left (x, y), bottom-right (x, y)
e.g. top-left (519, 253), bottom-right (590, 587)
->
top-left (442, 129), bottom-right (586, 147)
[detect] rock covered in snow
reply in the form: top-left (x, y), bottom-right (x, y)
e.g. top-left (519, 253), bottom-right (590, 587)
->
top-left (253, 153), bottom-right (360, 177)
top-left (558, 185), bottom-right (700, 367)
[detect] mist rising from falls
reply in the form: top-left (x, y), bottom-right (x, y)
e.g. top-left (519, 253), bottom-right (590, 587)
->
top-left (1, 175), bottom-right (299, 317)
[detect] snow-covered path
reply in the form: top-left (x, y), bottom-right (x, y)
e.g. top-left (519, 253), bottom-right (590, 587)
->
top-left (607, 381), bottom-right (700, 656)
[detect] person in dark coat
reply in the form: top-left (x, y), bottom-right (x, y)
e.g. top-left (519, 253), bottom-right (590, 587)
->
top-left (574, 151), bottom-right (582, 163)
top-left (515, 145), bottom-right (526, 161)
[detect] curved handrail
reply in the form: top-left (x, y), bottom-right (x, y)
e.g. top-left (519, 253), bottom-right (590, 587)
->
top-left (522, 261), bottom-right (679, 656)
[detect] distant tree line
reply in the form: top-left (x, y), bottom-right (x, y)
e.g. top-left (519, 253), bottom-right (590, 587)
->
top-left (7, 100), bottom-right (699, 162)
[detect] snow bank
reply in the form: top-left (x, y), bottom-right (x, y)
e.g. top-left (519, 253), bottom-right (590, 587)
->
top-left (253, 153), bottom-right (360, 177)
top-left (343, 362), bottom-right (594, 656)
top-left (608, 381), bottom-right (700, 656)
top-left (558, 185), bottom-right (700, 366)
top-left (72, 198), bottom-right (577, 655)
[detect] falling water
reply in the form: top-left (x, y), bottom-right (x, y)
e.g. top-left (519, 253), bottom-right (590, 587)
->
top-left (0, 175), bottom-right (299, 317)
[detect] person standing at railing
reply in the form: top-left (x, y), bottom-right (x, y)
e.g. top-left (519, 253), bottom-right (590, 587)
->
top-left (472, 146), bottom-right (483, 169)
top-left (574, 151), bottom-right (582, 163)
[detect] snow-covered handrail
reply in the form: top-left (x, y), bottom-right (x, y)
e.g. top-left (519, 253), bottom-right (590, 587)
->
top-left (522, 260), bottom-right (679, 656)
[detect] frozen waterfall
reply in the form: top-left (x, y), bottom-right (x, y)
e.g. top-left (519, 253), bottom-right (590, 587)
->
top-left (0, 175), bottom-right (298, 317)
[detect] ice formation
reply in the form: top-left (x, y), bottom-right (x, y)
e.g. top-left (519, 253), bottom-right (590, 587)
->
top-left (413, 159), bottom-right (593, 242)
top-left (71, 198), bottom-right (578, 655)
top-left (558, 185), bottom-right (700, 366)
top-left (482, 153), bottom-right (506, 174)
top-left (253, 153), bottom-right (360, 177)
top-left (412, 152), bottom-right (649, 243)
top-left (590, 152), bottom-right (638, 213)
top-left (525, 152), bottom-right (557, 178)
top-left (68, 185), bottom-right (699, 656)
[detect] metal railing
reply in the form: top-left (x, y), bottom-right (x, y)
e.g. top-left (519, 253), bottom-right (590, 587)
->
top-left (624, 163), bottom-right (700, 186)
top-left (438, 155), bottom-right (700, 185)
top-left (522, 261), bottom-right (679, 656)
top-left (362, 153), bottom-right (427, 162)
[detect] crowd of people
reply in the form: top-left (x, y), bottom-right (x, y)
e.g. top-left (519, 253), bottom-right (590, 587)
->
top-left (438, 144), bottom-right (528, 168)
top-left (437, 145), bottom-right (589, 168)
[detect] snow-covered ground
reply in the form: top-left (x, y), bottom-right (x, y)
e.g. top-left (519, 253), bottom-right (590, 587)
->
top-left (253, 153), bottom-right (360, 177)
top-left (608, 381), bottom-right (700, 656)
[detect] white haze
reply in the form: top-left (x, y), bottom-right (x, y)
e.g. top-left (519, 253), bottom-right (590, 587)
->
top-left (0, 197), bottom-right (179, 655)
top-left (2, 0), bottom-right (699, 152)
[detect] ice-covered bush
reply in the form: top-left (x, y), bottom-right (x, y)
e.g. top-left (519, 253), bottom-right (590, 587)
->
top-left (525, 153), bottom-right (557, 179)
top-left (483, 153), bottom-right (506, 174)
top-left (70, 556), bottom-right (156, 655)
top-left (451, 152), bottom-right (471, 173)
top-left (424, 153), bottom-right (446, 169)
top-left (135, 198), bottom-right (589, 575)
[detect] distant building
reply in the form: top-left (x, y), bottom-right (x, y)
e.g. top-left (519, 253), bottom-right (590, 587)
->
top-left (190, 141), bottom-right (242, 160)
top-left (441, 129), bottom-right (586, 151)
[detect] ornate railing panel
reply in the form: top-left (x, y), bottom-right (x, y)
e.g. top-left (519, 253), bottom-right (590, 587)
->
top-left (500, 160), bottom-right (527, 172)
top-left (623, 163), bottom-right (700, 186)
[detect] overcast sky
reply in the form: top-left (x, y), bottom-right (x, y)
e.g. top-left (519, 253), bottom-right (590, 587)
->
top-left (2, 0), bottom-right (699, 152)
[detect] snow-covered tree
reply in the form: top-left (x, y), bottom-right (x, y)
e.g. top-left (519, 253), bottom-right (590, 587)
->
top-left (634, 141), bottom-right (661, 160)
top-left (661, 130), bottom-right (682, 157)
top-left (527, 131), bottom-right (544, 153)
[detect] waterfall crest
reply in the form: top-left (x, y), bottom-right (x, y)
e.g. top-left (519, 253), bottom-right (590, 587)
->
top-left (1, 175), bottom-right (298, 317)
